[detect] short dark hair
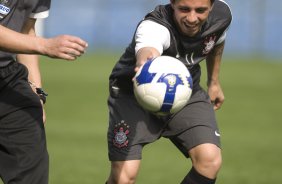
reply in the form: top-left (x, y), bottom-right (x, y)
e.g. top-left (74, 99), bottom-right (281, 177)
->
top-left (171, 0), bottom-right (215, 4)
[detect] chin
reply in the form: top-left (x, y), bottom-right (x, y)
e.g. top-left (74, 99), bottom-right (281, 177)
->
top-left (182, 28), bottom-right (199, 37)
top-left (183, 31), bottom-right (198, 37)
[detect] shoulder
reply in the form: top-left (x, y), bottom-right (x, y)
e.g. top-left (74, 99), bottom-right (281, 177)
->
top-left (135, 20), bottom-right (171, 55)
top-left (144, 4), bottom-right (175, 30)
top-left (137, 20), bottom-right (169, 34)
top-left (145, 4), bottom-right (171, 19)
top-left (211, 0), bottom-right (232, 24)
top-left (202, 0), bottom-right (232, 36)
top-left (29, 0), bottom-right (51, 19)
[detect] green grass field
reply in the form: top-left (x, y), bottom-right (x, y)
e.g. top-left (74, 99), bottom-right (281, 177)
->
top-left (1, 53), bottom-right (282, 184)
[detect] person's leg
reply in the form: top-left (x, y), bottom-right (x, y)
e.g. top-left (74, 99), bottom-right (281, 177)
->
top-left (181, 143), bottom-right (221, 184)
top-left (106, 81), bottom-right (164, 184)
top-left (0, 107), bottom-right (49, 184)
top-left (0, 62), bottom-right (48, 184)
top-left (166, 89), bottom-right (222, 183)
top-left (190, 143), bottom-right (221, 178)
top-left (170, 126), bottom-right (222, 184)
top-left (170, 128), bottom-right (222, 183)
top-left (107, 160), bottom-right (141, 184)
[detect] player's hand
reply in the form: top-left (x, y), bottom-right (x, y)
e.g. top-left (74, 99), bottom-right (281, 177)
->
top-left (41, 102), bottom-right (47, 124)
top-left (207, 80), bottom-right (225, 110)
top-left (134, 47), bottom-right (160, 73)
top-left (134, 57), bottom-right (155, 73)
top-left (41, 35), bottom-right (88, 60)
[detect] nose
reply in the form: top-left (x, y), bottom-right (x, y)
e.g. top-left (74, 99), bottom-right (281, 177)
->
top-left (186, 11), bottom-right (197, 24)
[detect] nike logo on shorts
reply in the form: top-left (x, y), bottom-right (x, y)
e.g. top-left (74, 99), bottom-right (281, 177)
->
top-left (215, 130), bottom-right (221, 137)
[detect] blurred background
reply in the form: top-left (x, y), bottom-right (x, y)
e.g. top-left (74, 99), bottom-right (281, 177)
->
top-left (41, 0), bottom-right (282, 58)
top-left (24, 0), bottom-right (282, 184)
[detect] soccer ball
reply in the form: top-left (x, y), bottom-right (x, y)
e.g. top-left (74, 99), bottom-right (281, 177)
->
top-left (133, 56), bottom-right (193, 116)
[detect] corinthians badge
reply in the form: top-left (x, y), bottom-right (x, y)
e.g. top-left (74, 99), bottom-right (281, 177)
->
top-left (202, 35), bottom-right (217, 55)
top-left (113, 120), bottom-right (130, 148)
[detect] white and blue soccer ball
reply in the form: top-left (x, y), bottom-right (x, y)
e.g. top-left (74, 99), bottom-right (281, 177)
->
top-left (133, 56), bottom-right (193, 116)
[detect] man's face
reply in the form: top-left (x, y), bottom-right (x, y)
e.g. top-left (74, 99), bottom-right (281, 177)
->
top-left (171, 0), bottom-right (212, 37)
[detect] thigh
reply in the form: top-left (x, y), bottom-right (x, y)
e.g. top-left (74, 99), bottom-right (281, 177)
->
top-left (170, 125), bottom-right (221, 158)
top-left (0, 63), bottom-right (48, 184)
top-left (107, 94), bottom-right (165, 161)
top-left (0, 106), bottom-right (49, 184)
top-left (163, 89), bottom-right (219, 137)
top-left (165, 89), bottom-right (221, 157)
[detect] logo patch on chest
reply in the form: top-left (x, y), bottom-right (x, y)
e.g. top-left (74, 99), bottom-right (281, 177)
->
top-left (202, 35), bottom-right (217, 55)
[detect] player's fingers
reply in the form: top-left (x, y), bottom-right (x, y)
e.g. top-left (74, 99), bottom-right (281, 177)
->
top-left (41, 106), bottom-right (47, 124)
top-left (212, 99), bottom-right (223, 110)
top-left (60, 47), bottom-right (84, 59)
top-left (57, 52), bottom-right (77, 61)
top-left (56, 35), bottom-right (88, 56)
top-left (67, 42), bottom-right (88, 56)
top-left (213, 103), bottom-right (221, 110)
top-left (66, 35), bottom-right (88, 49)
top-left (135, 60), bottom-right (146, 72)
top-left (134, 66), bottom-right (140, 73)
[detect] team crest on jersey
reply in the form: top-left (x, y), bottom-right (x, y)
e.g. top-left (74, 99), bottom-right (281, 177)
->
top-left (113, 120), bottom-right (130, 148)
top-left (202, 35), bottom-right (217, 55)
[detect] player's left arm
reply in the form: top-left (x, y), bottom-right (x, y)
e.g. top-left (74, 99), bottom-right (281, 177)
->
top-left (206, 41), bottom-right (225, 110)
top-left (17, 18), bottom-right (47, 123)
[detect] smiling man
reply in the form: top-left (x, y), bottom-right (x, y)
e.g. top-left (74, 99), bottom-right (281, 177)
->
top-left (172, 0), bottom-right (212, 37)
top-left (106, 0), bottom-right (232, 183)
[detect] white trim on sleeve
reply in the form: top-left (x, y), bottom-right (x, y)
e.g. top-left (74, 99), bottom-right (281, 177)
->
top-left (30, 10), bottom-right (49, 19)
top-left (135, 20), bottom-right (170, 55)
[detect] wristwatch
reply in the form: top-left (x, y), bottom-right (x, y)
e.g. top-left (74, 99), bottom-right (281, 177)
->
top-left (36, 87), bottom-right (48, 104)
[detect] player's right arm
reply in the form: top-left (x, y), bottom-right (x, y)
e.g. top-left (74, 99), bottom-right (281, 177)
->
top-left (0, 25), bottom-right (88, 61)
top-left (134, 20), bottom-right (170, 72)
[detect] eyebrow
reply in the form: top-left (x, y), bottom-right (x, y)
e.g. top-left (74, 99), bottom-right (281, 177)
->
top-left (177, 5), bottom-right (209, 11)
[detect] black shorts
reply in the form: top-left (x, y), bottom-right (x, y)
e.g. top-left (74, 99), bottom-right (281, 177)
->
top-left (0, 62), bottom-right (49, 184)
top-left (107, 84), bottom-right (221, 161)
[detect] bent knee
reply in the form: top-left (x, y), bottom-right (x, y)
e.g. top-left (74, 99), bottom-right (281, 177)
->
top-left (189, 144), bottom-right (222, 178)
top-left (108, 161), bottom-right (140, 184)
top-left (108, 173), bottom-right (137, 184)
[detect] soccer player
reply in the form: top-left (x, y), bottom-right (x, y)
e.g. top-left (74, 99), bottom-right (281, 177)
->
top-left (106, 0), bottom-right (232, 183)
top-left (0, 0), bottom-right (87, 184)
